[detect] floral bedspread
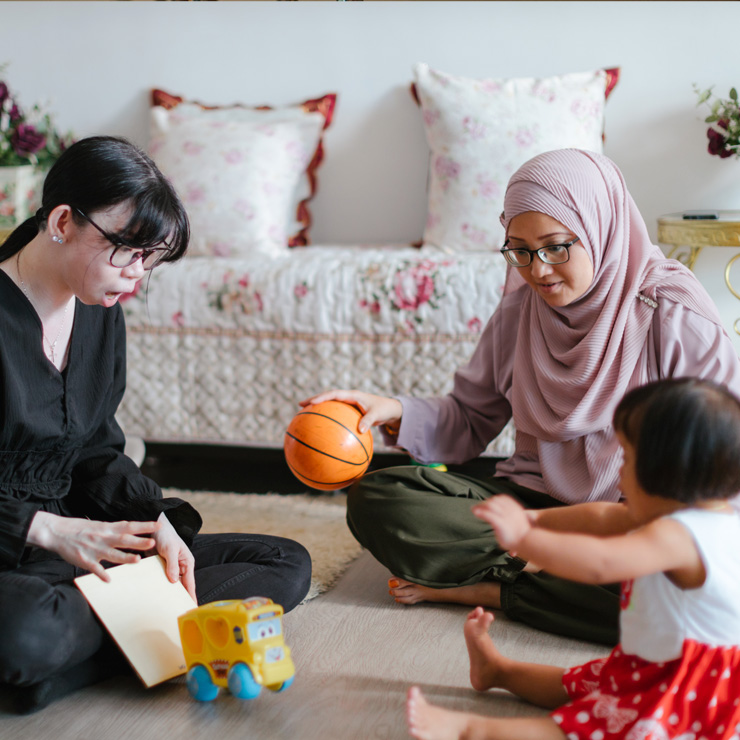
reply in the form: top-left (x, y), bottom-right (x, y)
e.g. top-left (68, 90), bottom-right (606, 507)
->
top-left (121, 245), bottom-right (507, 338)
top-left (118, 244), bottom-right (515, 457)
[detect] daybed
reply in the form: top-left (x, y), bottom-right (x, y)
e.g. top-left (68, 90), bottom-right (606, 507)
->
top-left (118, 243), bottom-right (513, 456)
top-left (116, 64), bottom-right (619, 460)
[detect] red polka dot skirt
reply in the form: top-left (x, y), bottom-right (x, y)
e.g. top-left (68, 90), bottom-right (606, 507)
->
top-left (551, 639), bottom-right (740, 739)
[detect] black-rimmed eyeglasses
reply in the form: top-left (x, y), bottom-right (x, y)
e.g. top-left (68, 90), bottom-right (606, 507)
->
top-left (73, 207), bottom-right (171, 270)
top-left (500, 236), bottom-right (581, 267)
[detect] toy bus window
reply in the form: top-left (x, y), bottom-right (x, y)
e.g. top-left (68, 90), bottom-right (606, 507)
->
top-left (205, 617), bottom-right (230, 649)
top-left (233, 626), bottom-right (244, 644)
top-left (181, 620), bottom-right (204, 654)
top-left (247, 619), bottom-right (282, 642)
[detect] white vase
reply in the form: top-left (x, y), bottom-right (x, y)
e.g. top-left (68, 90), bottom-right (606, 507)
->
top-left (0, 165), bottom-right (46, 231)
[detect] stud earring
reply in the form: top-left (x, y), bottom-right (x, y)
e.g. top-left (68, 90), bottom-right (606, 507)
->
top-left (52, 235), bottom-right (63, 244)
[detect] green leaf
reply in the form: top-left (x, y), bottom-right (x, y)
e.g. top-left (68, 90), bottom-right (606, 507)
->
top-left (731, 87), bottom-right (738, 101)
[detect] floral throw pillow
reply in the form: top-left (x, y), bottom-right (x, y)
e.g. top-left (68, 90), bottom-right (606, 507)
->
top-left (149, 89), bottom-right (336, 257)
top-left (412, 64), bottom-right (620, 252)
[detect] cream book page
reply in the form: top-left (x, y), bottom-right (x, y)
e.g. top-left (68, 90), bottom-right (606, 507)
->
top-left (75, 555), bottom-right (197, 688)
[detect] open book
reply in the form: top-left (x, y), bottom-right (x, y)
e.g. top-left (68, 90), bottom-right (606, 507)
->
top-left (75, 555), bottom-right (197, 687)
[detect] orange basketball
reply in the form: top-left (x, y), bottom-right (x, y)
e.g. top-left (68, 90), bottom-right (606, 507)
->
top-left (284, 401), bottom-right (374, 491)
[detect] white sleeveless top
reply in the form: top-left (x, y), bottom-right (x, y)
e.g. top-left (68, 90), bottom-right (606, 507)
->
top-left (620, 508), bottom-right (740, 662)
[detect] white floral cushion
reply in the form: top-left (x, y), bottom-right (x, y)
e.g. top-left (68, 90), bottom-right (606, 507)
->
top-left (412, 63), bottom-right (620, 252)
top-left (148, 90), bottom-right (336, 257)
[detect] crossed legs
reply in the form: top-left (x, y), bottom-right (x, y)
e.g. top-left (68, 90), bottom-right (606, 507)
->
top-left (0, 532), bottom-right (311, 713)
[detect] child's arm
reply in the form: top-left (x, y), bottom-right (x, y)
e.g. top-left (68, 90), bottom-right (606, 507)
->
top-left (529, 501), bottom-right (638, 536)
top-left (473, 496), bottom-right (704, 585)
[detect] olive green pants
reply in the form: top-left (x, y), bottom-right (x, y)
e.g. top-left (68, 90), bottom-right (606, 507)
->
top-left (346, 466), bottom-right (619, 645)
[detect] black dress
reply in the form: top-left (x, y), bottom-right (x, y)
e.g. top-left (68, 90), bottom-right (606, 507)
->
top-left (0, 271), bottom-right (311, 691)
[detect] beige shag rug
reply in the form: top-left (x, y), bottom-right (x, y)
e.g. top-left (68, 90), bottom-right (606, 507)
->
top-left (164, 490), bottom-right (363, 601)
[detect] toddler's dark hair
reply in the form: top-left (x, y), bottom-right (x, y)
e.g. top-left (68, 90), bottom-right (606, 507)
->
top-left (613, 378), bottom-right (740, 503)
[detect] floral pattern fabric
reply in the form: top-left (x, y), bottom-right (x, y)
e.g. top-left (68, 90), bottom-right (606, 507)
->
top-left (412, 63), bottom-right (618, 253)
top-left (122, 245), bottom-right (506, 337)
top-left (118, 244), bottom-right (515, 457)
top-left (0, 165), bottom-right (44, 230)
top-left (149, 103), bottom-right (327, 258)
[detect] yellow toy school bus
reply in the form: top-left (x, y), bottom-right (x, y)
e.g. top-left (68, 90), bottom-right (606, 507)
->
top-left (178, 596), bottom-right (295, 701)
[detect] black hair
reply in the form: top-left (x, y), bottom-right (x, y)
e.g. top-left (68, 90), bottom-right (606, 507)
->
top-left (613, 378), bottom-right (740, 504)
top-left (0, 135), bottom-right (189, 261)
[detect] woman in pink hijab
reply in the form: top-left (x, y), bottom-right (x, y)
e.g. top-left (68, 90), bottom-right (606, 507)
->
top-left (303, 149), bottom-right (740, 644)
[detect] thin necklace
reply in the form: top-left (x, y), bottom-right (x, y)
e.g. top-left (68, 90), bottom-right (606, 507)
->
top-left (16, 252), bottom-right (72, 365)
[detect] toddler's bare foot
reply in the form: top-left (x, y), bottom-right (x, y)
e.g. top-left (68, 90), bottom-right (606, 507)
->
top-left (388, 578), bottom-right (501, 608)
top-left (406, 686), bottom-right (472, 740)
top-left (464, 607), bottom-right (509, 692)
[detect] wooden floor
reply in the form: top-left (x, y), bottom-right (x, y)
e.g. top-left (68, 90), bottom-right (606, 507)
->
top-left (0, 444), bottom-right (607, 738)
top-left (0, 551), bottom-right (607, 740)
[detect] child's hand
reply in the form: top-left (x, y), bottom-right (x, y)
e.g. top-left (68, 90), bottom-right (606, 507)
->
top-left (472, 495), bottom-right (532, 552)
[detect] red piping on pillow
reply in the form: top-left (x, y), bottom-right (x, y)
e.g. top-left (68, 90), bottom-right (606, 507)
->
top-left (604, 67), bottom-right (620, 100)
top-left (290, 94), bottom-right (337, 247)
top-left (601, 67), bottom-right (620, 143)
top-left (150, 89), bottom-right (337, 248)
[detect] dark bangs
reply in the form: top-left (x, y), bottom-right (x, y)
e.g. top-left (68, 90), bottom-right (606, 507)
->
top-left (3, 136), bottom-right (191, 263)
top-left (118, 181), bottom-right (190, 263)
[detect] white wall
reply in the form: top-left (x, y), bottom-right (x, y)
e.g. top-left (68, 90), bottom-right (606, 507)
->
top-left (3, 1), bottom-right (740, 349)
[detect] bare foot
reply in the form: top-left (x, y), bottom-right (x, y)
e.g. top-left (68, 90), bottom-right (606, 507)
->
top-left (388, 578), bottom-right (502, 608)
top-left (406, 686), bottom-right (471, 740)
top-left (464, 607), bottom-right (510, 692)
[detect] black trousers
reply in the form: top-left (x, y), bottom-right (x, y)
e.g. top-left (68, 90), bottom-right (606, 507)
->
top-left (0, 532), bottom-right (311, 688)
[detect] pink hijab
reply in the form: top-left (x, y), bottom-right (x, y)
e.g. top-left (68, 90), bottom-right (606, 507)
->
top-left (502, 149), bottom-right (723, 443)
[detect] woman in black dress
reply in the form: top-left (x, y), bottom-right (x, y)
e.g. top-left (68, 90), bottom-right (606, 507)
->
top-left (0, 136), bottom-right (311, 713)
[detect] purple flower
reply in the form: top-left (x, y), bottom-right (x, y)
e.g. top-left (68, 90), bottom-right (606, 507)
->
top-left (707, 119), bottom-right (734, 159)
top-left (0, 82), bottom-right (8, 106)
top-left (11, 124), bottom-right (47, 157)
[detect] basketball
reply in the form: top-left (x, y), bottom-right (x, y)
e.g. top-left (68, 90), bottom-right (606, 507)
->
top-left (284, 401), bottom-right (374, 491)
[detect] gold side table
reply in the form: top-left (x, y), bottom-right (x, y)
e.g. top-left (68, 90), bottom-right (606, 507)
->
top-left (657, 211), bottom-right (740, 335)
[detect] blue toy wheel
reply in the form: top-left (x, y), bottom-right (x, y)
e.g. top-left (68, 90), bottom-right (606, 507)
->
top-left (267, 674), bottom-right (294, 693)
top-left (227, 662), bottom-right (262, 700)
top-left (186, 664), bottom-right (219, 702)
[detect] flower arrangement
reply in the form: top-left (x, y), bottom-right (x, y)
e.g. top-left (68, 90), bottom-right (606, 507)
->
top-left (0, 65), bottom-right (72, 168)
top-left (695, 85), bottom-right (740, 160)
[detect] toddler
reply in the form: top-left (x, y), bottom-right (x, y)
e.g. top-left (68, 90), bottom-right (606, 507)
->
top-left (407, 378), bottom-right (740, 740)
